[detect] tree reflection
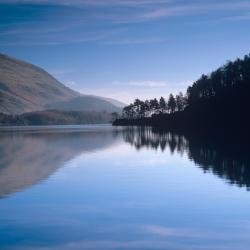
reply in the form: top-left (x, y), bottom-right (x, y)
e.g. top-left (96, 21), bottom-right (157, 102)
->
top-left (122, 127), bottom-right (188, 154)
top-left (122, 127), bottom-right (250, 189)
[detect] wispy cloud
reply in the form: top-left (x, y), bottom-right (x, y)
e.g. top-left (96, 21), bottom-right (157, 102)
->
top-left (143, 224), bottom-right (250, 241)
top-left (113, 80), bottom-right (192, 89)
top-left (139, 2), bottom-right (250, 21)
top-left (2, 0), bottom-right (250, 46)
top-left (50, 69), bottom-right (74, 78)
top-left (0, 28), bottom-right (124, 46)
top-left (10, 234), bottom-right (250, 250)
top-left (102, 37), bottom-right (169, 45)
top-left (114, 80), bottom-right (169, 88)
top-left (77, 2), bottom-right (250, 25)
top-left (72, 79), bottom-right (192, 103)
top-left (0, 0), bottom-right (172, 7)
top-left (218, 13), bottom-right (250, 22)
top-left (144, 225), bottom-right (196, 237)
top-left (65, 80), bottom-right (78, 89)
top-left (2, 1), bottom-right (250, 23)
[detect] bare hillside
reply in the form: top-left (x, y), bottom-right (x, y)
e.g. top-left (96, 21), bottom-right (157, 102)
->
top-left (0, 54), bottom-right (124, 114)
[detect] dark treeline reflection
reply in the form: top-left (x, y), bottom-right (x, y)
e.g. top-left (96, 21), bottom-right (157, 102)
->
top-left (122, 127), bottom-right (250, 189)
top-left (122, 126), bottom-right (188, 154)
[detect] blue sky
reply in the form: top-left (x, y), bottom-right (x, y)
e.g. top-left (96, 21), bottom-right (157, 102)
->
top-left (1, 0), bottom-right (250, 103)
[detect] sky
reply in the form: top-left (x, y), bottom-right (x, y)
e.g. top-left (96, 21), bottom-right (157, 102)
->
top-left (1, 0), bottom-right (250, 104)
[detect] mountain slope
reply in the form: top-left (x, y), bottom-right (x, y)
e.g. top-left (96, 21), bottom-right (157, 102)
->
top-left (0, 54), bottom-right (79, 114)
top-left (0, 53), bottom-right (124, 114)
top-left (46, 95), bottom-right (122, 113)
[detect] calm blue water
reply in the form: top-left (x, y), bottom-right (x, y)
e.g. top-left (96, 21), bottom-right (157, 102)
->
top-left (0, 125), bottom-right (250, 250)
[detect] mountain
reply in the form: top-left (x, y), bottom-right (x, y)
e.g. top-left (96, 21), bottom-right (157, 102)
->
top-left (0, 53), bottom-right (125, 115)
top-left (46, 96), bottom-right (122, 113)
top-left (99, 96), bottom-right (125, 108)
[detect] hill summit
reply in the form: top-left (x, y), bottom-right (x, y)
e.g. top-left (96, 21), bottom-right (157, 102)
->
top-left (0, 54), bottom-right (124, 115)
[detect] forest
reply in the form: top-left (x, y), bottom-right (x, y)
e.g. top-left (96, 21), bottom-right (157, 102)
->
top-left (122, 93), bottom-right (187, 119)
top-left (114, 53), bottom-right (250, 133)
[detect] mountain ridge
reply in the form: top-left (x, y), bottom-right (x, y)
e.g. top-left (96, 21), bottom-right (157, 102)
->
top-left (0, 53), bottom-right (125, 115)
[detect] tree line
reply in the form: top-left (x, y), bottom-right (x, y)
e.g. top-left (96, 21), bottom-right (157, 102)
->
top-left (187, 54), bottom-right (250, 104)
top-left (121, 53), bottom-right (250, 119)
top-left (122, 92), bottom-right (187, 118)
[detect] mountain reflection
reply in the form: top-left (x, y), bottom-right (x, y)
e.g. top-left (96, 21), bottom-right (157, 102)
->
top-left (1, 126), bottom-right (250, 198)
top-left (122, 127), bottom-right (250, 189)
top-left (0, 127), bottom-right (121, 197)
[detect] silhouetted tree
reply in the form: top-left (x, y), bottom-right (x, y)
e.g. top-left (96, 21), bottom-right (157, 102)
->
top-left (176, 92), bottom-right (186, 111)
top-left (159, 96), bottom-right (167, 113)
top-left (150, 98), bottom-right (159, 110)
top-left (123, 104), bottom-right (135, 118)
top-left (111, 112), bottom-right (119, 121)
top-left (144, 100), bottom-right (150, 113)
top-left (168, 94), bottom-right (176, 113)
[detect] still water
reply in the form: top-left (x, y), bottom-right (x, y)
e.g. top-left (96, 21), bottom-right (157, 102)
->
top-left (0, 125), bottom-right (250, 250)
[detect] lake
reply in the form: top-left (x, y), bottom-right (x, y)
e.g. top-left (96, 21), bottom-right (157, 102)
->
top-left (0, 125), bottom-right (250, 250)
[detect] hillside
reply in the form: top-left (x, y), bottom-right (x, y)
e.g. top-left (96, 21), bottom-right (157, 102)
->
top-left (0, 110), bottom-right (113, 126)
top-left (0, 53), bottom-right (124, 115)
top-left (46, 96), bottom-right (122, 113)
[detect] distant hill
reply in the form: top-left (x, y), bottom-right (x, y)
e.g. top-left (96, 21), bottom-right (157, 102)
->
top-left (0, 53), bottom-right (125, 115)
top-left (46, 96), bottom-right (122, 113)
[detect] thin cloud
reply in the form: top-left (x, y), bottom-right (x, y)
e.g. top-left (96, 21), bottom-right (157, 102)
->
top-left (141, 2), bottom-right (250, 21)
top-left (2, 1), bottom-right (250, 19)
top-left (113, 80), bottom-right (192, 89)
top-left (144, 225), bottom-right (196, 237)
top-left (0, 28), bottom-right (124, 46)
top-left (50, 69), bottom-right (74, 78)
top-left (0, 0), bottom-right (172, 7)
top-left (145, 224), bottom-right (250, 240)
top-left (129, 80), bottom-right (169, 88)
top-left (75, 80), bottom-right (192, 103)
top-left (102, 37), bottom-right (169, 45)
top-left (113, 80), bottom-right (169, 88)
top-left (2, 0), bottom-right (250, 47)
top-left (0, 23), bottom-right (81, 36)
top-left (65, 80), bottom-right (78, 89)
top-left (218, 13), bottom-right (250, 22)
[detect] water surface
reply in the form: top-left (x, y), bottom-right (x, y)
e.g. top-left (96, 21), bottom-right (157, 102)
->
top-left (0, 125), bottom-right (250, 250)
